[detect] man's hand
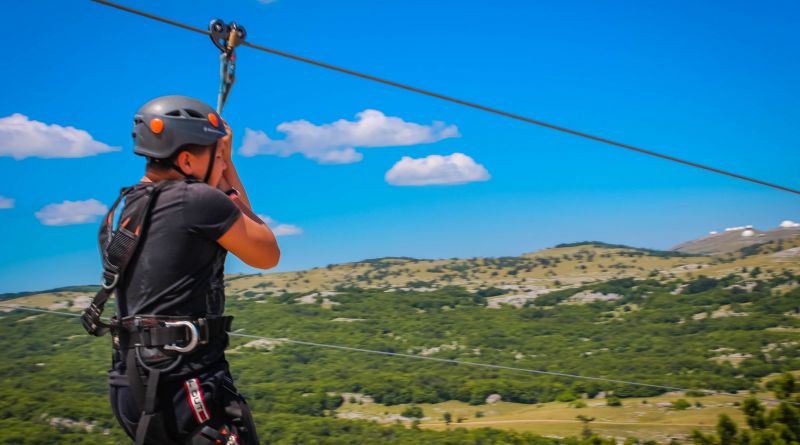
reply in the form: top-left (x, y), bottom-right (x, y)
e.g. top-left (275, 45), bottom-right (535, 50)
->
top-left (217, 119), bottom-right (235, 192)
top-left (214, 119), bottom-right (254, 210)
top-left (218, 119), bottom-right (234, 162)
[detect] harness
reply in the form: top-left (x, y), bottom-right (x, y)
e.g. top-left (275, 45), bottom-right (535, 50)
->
top-left (81, 181), bottom-right (164, 337)
top-left (80, 180), bottom-right (250, 445)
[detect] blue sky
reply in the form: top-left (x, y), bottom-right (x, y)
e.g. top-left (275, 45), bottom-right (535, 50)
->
top-left (1, 0), bottom-right (798, 293)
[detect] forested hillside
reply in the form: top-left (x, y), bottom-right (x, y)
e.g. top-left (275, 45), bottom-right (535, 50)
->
top-left (2, 239), bottom-right (799, 444)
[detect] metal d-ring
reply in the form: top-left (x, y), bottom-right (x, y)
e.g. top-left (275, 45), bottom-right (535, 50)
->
top-left (101, 272), bottom-right (119, 290)
top-left (163, 320), bottom-right (200, 353)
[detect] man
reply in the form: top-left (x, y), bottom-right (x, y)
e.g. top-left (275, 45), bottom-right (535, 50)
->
top-left (97, 95), bottom-right (279, 444)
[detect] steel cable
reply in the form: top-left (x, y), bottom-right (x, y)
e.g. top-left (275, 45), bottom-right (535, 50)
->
top-left (89, 0), bottom-right (800, 196)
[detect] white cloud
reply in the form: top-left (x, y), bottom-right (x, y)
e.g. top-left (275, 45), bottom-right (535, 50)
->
top-left (35, 199), bottom-right (107, 226)
top-left (258, 215), bottom-right (304, 237)
top-left (385, 153), bottom-right (490, 186)
top-left (0, 195), bottom-right (14, 209)
top-left (0, 113), bottom-right (119, 160)
top-left (239, 109), bottom-right (460, 164)
top-left (272, 224), bottom-right (304, 236)
top-left (779, 220), bottom-right (800, 228)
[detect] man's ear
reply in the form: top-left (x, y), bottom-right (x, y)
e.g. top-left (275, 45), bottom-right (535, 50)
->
top-left (175, 151), bottom-right (194, 175)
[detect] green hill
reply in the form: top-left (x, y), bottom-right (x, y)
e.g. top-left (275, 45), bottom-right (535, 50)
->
top-left (1, 239), bottom-right (799, 444)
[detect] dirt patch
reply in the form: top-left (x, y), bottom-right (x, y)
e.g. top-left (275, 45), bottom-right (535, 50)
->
top-left (670, 264), bottom-right (709, 272)
top-left (710, 353), bottom-right (752, 367)
top-left (240, 338), bottom-right (287, 351)
top-left (566, 291), bottom-right (621, 304)
top-left (773, 247), bottom-right (800, 259)
top-left (692, 305), bottom-right (749, 320)
top-left (415, 342), bottom-right (462, 356)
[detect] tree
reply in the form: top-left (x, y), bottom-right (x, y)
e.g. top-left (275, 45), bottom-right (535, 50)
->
top-left (772, 372), bottom-right (797, 400)
top-left (443, 412), bottom-right (452, 425)
top-left (576, 415), bottom-right (595, 439)
top-left (401, 405), bottom-right (424, 419)
top-left (741, 398), bottom-right (766, 429)
top-left (685, 276), bottom-right (718, 294)
top-left (691, 374), bottom-right (800, 445)
top-left (716, 415), bottom-right (738, 445)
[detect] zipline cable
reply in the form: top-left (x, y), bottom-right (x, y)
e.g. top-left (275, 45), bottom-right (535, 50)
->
top-left (89, 0), bottom-right (800, 197)
top-left (3, 303), bottom-right (797, 407)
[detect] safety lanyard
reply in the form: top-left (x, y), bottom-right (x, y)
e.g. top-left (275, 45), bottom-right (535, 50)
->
top-left (209, 19), bottom-right (246, 114)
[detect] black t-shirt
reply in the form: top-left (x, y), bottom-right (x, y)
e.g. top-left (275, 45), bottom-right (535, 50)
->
top-left (112, 179), bottom-right (242, 318)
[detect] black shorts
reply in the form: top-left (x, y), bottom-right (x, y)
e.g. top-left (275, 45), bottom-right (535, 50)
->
top-left (109, 358), bottom-right (258, 444)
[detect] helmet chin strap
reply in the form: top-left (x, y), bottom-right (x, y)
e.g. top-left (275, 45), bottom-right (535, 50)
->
top-left (203, 145), bottom-right (218, 184)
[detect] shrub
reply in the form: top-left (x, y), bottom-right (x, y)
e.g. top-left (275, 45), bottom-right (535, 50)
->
top-left (671, 399), bottom-right (691, 410)
top-left (685, 276), bottom-right (718, 294)
top-left (401, 405), bottom-right (424, 419)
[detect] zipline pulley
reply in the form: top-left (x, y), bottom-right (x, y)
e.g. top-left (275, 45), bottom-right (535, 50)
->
top-left (209, 19), bottom-right (246, 114)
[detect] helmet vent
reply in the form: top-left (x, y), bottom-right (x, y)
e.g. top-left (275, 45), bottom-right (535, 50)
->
top-left (165, 110), bottom-right (182, 117)
top-left (184, 109), bottom-right (204, 119)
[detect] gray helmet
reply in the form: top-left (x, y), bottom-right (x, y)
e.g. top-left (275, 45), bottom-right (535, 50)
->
top-left (132, 95), bottom-right (227, 159)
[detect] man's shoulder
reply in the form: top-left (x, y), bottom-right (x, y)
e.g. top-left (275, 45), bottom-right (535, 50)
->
top-left (183, 180), bottom-right (226, 197)
top-left (182, 180), bottom-right (231, 208)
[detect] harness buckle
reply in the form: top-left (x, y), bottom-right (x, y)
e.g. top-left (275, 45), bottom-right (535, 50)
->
top-left (197, 318), bottom-right (210, 345)
top-left (163, 320), bottom-right (200, 353)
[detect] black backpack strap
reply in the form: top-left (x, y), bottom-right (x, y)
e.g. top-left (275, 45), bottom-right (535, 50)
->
top-left (81, 182), bottom-right (168, 336)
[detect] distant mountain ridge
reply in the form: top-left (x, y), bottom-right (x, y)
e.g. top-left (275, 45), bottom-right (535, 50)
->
top-left (671, 223), bottom-right (800, 255)
top-left (555, 241), bottom-right (695, 257)
top-left (5, 230), bottom-right (800, 298)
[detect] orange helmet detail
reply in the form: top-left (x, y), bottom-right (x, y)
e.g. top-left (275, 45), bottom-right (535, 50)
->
top-left (149, 118), bottom-right (164, 134)
top-left (208, 113), bottom-right (219, 127)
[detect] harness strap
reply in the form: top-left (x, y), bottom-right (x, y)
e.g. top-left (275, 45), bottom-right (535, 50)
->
top-left (126, 345), bottom-right (179, 445)
top-left (134, 368), bottom-right (164, 445)
top-left (221, 378), bottom-right (260, 444)
top-left (102, 185), bottom-right (135, 250)
top-left (81, 182), bottom-right (168, 336)
top-left (121, 316), bottom-right (233, 350)
top-left (126, 348), bottom-right (147, 418)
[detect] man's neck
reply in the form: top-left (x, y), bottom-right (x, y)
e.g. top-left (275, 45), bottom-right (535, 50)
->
top-left (141, 171), bottom-right (184, 183)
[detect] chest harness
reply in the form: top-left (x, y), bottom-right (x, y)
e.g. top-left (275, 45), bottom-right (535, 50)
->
top-left (80, 180), bottom-right (254, 445)
top-left (81, 180), bottom-right (233, 351)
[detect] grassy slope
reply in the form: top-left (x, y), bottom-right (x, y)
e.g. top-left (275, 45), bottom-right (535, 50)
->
top-left (9, 237), bottom-right (800, 312)
top-left (2, 238), bottom-right (799, 444)
top-left (337, 393), bottom-right (758, 442)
